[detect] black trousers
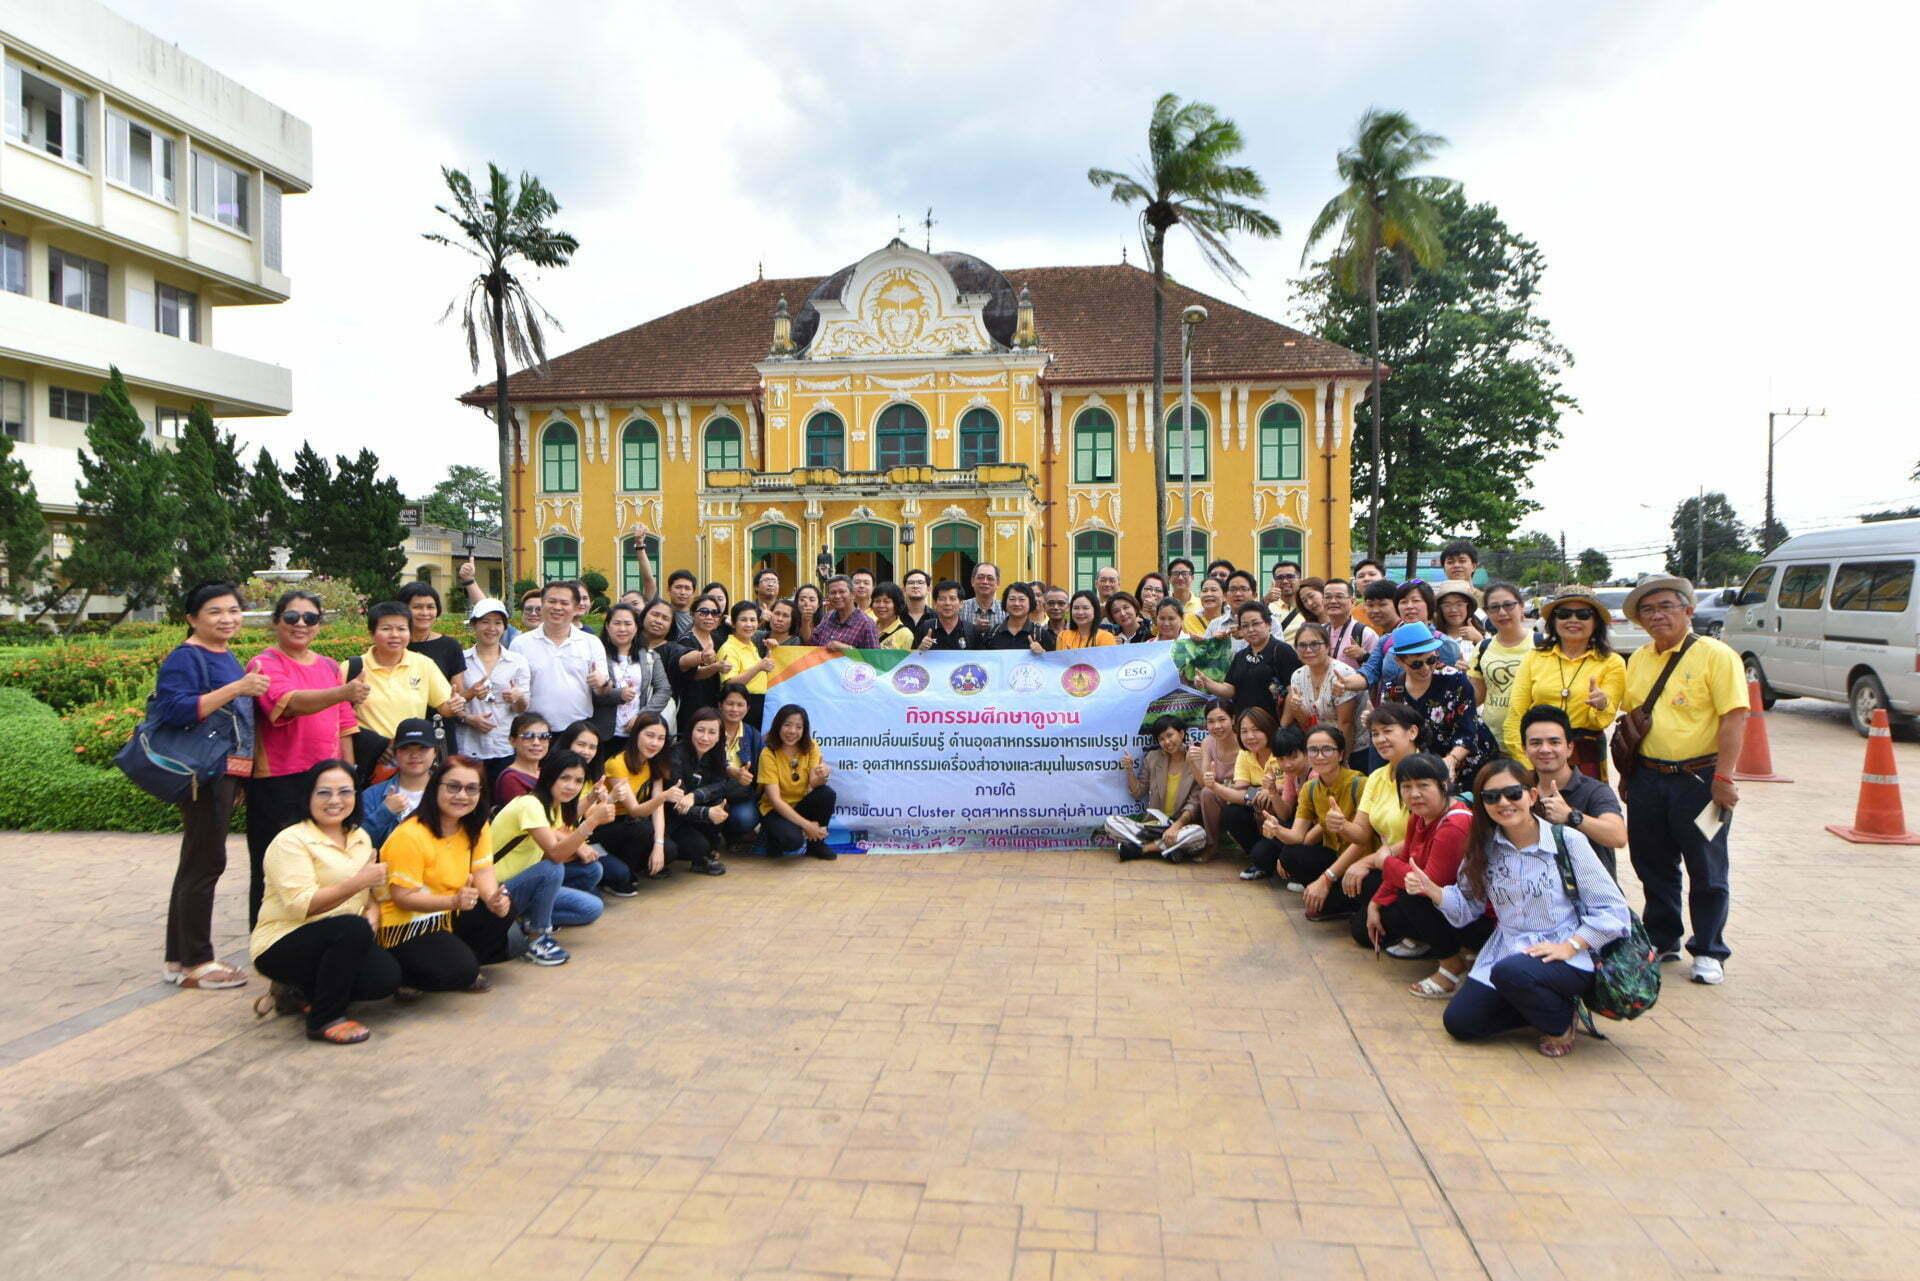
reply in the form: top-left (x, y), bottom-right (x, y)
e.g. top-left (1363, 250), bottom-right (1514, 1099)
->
top-left (596, 817), bottom-right (677, 876)
top-left (254, 915), bottom-right (401, 1032)
top-left (244, 774), bottom-right (311, 929)
top-left (386, 908), bottom-right (515, 991)
top-left (762, 785), bottom-right (837, 855)
top-left (1349, 891), bottom-right (1495, 954)
top-left (1303, 868), bottom-right (1378, 920)
top-left (1627, 765), bottom-right (1732, 961)
top-left (1260, 839), bottom-right (1337, 883)
top-left (667, 814), bottom-right (726, 864)
top-left (167, 776), bottom-right (237, 967)
top-left (1444, 953), bottom-right (1595, 1040)
top-left (1222, 802), bottom-right (1262, 861)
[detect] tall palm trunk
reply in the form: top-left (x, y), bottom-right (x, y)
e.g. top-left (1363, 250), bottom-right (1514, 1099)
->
top-left (489, 273), bottom-right (515, 589)
top-left (1364, 245), bottom-right (1383, 564)
top-left (1149, 236), bottom-right (1167, 568)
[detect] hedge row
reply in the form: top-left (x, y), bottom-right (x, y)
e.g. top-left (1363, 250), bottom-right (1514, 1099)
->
top-left (0, 688), bottom-right (184, 833)
top-left (0, 631), bottom-right (378, 713)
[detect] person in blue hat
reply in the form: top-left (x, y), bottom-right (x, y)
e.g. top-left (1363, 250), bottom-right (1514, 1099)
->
top-left (1379, 622), bottom-right (1496, 790)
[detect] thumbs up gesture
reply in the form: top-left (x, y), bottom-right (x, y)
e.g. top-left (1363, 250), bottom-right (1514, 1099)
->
top-left (1324, 793), bottom-right (1351, 842)
top-left (1537, 775), bottom-right (1572, 824)
top-left (1585, 677), bottom-right (1608, 710)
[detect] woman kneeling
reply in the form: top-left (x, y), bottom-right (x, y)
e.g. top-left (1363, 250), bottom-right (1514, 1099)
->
top-left (250, 760), bottom-right (401, 1043)
top-left (378, 756), bottom-right (515, 994)
top-left (488, 750), bottom-right (616, 966)
top-left (760, 704), bottom-right (837, 859)
top-left (1401, 759), bottom-right (1631, 1058)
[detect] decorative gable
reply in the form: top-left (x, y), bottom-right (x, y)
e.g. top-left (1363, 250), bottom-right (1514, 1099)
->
top-left (807, 242), bottom-right (996, 359)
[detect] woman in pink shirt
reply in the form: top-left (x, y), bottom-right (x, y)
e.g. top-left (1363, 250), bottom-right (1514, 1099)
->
top-left (244, 590), bottom-right (367, 929)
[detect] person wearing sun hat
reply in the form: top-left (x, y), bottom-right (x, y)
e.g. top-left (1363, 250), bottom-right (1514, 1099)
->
top-left (1500, 584), bottom-right (1627, 780)
top-left (1618, 573), bottom-right (1748, 987)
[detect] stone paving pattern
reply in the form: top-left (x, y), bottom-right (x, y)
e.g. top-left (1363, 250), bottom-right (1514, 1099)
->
top-left (0, 700), bottom-right (1916, 1280)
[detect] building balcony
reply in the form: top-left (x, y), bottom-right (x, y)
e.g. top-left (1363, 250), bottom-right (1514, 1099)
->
top-left (705, 462), bottom-right (1039, 495)
top-left (0, 288), bottom-right (291, 415)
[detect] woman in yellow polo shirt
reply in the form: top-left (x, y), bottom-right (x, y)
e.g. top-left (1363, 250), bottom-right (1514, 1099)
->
top-left (1056, 590), bottom-right (1118, 650)
top-left (1501, 585), bottom-right (1628, 779)
top-left (250, 759), bottom-right (399, 1044)
top-left (759, 703), bottom-right (838, 859)
top-left (1303, 702), bottom-right (1423, 921)
top-left (869, 584), bottom-right (917, 651)
top-left (1256, 725), bottom-right (1367, 895)
top-left (716, 601), bottom-right (776, 726)
top-left (378, 756), bottom-right (512, 994)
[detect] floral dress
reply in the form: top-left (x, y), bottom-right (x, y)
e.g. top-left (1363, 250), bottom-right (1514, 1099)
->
top-left (1384, 668), bottom-right (1496, 786)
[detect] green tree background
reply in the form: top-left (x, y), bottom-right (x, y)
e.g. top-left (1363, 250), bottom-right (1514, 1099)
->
top-left (422, 464), bottom-right (503, 537)
top-left (1666, 492), bottom-right (1756, 585)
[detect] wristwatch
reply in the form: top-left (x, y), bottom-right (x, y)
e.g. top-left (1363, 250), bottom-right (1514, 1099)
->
top-left (1568, 809), bottom-right (1585, 829)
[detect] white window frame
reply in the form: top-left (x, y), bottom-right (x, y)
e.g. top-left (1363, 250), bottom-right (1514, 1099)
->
top-left (48, 248), bottom-right (109, 318)
top-left (106, 108), bottom-right (177, 204)
top-left (4, 62), bottom-right (88, 169)
top-left (155, 282), bottom-right (199, 342)
top-left (0, 231), bottom-right (25, 297)
top-left (154, 407), bottom-right (187, 440)
top-left (191, 149), bottom-right (251, 235)
top-left (0, 376), bottom-right (25, 442)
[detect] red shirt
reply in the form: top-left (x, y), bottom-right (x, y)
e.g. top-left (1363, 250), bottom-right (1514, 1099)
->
top-left (494, 768), bottom-right (537, 806)
top-left (1374, 802), bottom-right (1472, 906)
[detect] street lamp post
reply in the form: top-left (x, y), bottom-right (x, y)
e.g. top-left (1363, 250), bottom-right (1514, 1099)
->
top-left (898, 523), bottom-right (915, 578)
top-left (1179, 305), bottom-right (1207, 568)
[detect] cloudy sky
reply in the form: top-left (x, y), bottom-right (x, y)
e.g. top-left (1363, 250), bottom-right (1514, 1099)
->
top-left (115, 0), bottom-right (1909, 574)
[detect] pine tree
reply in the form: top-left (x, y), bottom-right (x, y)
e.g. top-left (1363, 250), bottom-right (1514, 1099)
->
top-left (62, 368), bottom-right (182, 627)
top-left (327, 448), bottom-right (407, 599)
top-left (0, 427), bottom-right (49, 604)
top-left (172, 405), bottom-right (233, 588)
top-left (285, 442), bottom-right (334, 570)
top-left (236, 448), bottom-right (293, 574)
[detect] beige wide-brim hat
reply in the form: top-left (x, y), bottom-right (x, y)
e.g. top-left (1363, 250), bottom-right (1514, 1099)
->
top-left (1624, 575), bottom-right (1695, 620)
top-left (1433, 580), bottom-right (1481, 607)
top-left (1543, 584), bottom-right (1607, 619)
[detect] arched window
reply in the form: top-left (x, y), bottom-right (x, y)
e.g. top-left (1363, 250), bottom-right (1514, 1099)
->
top-left (540, 419), bottom-right (578, 492)
top-left (833, 521), bottom-right (895, 581)
top-left (1072, 409), bottom-right (1115, 483)
top-left (751, 524), bottom-right (798, 590)
top-left (1258, 401), bottom-right (1304, 481)
top-left (1258, 528), bottom-right (1304, 582)
top-left (958, 407), bottom-right (1000, 467)
top-left (804, 412), bottom-right (845, 469)
top-left (1165, 405), bottom-right (1208, 482)
top-left (1165, 528), bottom-right (1209, 565)
top-left (1073, 530), bottom-right (1116, 592)
top-left (542, 534), bottom-right (580, 582)
top-left (416, 564), bottom-right (436, 586)
top-left (621, 533), bottom-right (660, 596)
top-left (621, 419), bottom-right (660, 491)
top-left (875, 403), bottom-right (928, 469)
top-left (930, 521), bottom-right (979, 585)
top-left (704, 417), bottom-right (742, 471)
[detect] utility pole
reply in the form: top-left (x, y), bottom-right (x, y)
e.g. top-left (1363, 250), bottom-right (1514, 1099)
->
top-left (1765, 407), bottom-right (1827, 552)
top-left (1694, 486), bottom-right (1704, 583)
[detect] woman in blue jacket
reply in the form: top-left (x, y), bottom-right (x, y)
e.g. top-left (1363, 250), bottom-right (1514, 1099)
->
top-left (154, 582), bottom-right (265, 990)
top-left (715, 682), bottom-right (765, 842)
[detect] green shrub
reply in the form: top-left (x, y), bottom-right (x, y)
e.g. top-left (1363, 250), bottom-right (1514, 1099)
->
top-left (63, 696), bottom-right (146, 767)
top-left (238, 574), bottom-right (365, 620)
top-left (0, 689), bottom-right (182, 832)
top-left (0, 620), bottom-right (54, 646)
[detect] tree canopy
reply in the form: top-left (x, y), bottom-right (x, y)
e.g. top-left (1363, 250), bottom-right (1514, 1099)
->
top-left (422, 464), bottom-right (503, 538)
top-left (1296, 185), bottom-right (1574, 572)
top-left (1666, 492), bottom-right (1756, 585)
top-left (62, 368), bottom-right (181, 624)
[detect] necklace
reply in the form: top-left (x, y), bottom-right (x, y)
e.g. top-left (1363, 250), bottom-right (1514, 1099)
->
top-left (1555, 650), bottom-right (1591, 703)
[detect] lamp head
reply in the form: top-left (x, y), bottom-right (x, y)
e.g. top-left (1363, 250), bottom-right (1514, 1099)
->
top-left (1181, 304), bottom-right (1208, 328)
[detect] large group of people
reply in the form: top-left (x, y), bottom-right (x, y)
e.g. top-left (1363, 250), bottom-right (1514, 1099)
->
top-left (149, 534), bottom-right (1747, 1057)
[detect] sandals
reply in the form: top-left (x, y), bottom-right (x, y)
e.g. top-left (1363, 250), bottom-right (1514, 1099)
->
top-left (1408, 967), bottom-right (1464, 1000)
top-left (252, 983), bottom-right (309, 1019)
top-left (464, 973), bottom-right (492, 994)
top-left (165, 961), bottom-right (249, 990)
top-left (307, 1019), bottom-right (370, 1045)
top-left (1538, 1029), bottom-right (1577, 1058)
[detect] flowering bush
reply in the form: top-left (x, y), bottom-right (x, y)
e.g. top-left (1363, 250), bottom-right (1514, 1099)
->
top-left (239, 574), bottom-right (365, 620)
top-left (64, 697), bottom-right (146, 767)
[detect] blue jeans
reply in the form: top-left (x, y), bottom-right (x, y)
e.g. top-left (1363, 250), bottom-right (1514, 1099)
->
top-left (505, 861), bottom-right (604, 936)
top-left (1444, 953), bottom-right (1594, 1040)
top-left (1626, 765), bottom-right (1732, 961)
top-left (583, 843), bottom-right (634, 892)
top-left (724, 799), bottom-right (760, 840)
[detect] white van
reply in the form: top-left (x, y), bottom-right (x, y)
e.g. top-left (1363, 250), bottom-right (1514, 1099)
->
top-left (1723, 518), bottom-right (1920, 735)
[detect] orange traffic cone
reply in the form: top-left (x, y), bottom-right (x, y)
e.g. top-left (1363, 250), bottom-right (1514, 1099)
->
top-left (1732, 679), bottom-right (1791, 782)
top-left (1825, 708), bottom-right (1920, 845)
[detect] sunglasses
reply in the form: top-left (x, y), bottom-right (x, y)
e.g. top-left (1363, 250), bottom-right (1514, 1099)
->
top-left (1482, 784), bottom-right (1530, 805)
top-left (1554, 607), bottom-right (1596, 621)
top-left (1487, 600), bottom-right (1522, 612)
top-left (695, 608), bottom-right (721, 617)
top-left (517, 730), bottom-right (552, 741)
top-left (279, 611), bottom-right (322, 627)
top-left (1400, 655), bottom-right (1435, 670)
top-left (1295, 640), bottom-right (1326, 651)
top-left (442, 782), bottom-right (484, 797)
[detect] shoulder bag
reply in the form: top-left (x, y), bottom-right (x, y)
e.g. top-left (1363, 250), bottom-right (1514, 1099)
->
top-left (1549, 824), bottom-right (1659, 1022)
top-left (1609, 634), bottom-right (1694, 780)
top-left (114, 645), bottom-right (250, 804)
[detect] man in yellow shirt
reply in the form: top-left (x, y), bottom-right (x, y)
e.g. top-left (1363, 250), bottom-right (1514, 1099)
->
top-left (1618, 575), bottom-right (1748, 987)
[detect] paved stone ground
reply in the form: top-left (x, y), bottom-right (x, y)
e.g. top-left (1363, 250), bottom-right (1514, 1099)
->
top-left (0, 697), bottom-right (1916, 1281)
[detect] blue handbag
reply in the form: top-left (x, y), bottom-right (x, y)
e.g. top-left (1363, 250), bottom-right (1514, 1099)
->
top-left (114, 645), bottom-right (252, 804)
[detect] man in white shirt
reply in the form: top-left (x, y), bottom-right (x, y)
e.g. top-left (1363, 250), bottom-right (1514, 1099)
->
top-left (511, 581), bottom-right (610, 730)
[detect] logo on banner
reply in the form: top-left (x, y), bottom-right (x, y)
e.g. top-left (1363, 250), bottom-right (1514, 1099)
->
top-left (950, 663), bottom-right (988, 695)
top-left (1063, 663), bottom-right (1100, 697)
top-left (1007, 663), bottom-right (1045, 694)
top-left (841, 662), bottom-right (877, 694)
top-left (892, 664), bottom-right (930, 694)
top-left (1116, 659), bottom-right (1155, 691)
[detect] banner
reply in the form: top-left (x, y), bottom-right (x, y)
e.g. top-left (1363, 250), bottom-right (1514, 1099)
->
top-left (762, 642), bottom-right (1198, 854)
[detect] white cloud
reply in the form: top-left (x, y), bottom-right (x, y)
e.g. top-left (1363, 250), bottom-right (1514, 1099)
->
top-left (105, 0), bottom-right (1913, 574)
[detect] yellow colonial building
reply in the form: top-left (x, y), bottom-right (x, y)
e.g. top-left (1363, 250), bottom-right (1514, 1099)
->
top-left (461, 241), bottom-right (1373, 595)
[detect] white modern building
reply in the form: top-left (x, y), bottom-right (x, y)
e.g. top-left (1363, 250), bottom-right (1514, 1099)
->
top-left (0, 0), bottom-right (310, 537)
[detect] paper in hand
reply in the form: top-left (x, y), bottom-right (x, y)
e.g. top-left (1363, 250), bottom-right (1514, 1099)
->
top-left (1694, 799), bottom-right (1727, 843)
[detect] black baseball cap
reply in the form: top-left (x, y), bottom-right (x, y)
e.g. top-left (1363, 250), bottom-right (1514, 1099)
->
top-left (392, 718), bottom-right (436, 750)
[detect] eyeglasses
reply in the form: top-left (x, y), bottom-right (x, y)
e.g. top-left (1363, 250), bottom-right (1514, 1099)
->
top-left (517, 730), bottom-right (551, 741)
top-left (1482, 784), bottom-right (1529, 805)
top-left (1554, 607), bottom-right (1596, 621)
top-left (441, 781), bottom-right (484, 796)
top-left (312, 787), bottom-right (355, 800)
top-left (1400, 656), bottom-right (1434, 670)
top-left (279, 611), bottom-right (322, 627)
top-left (1274, 573), bottom-right (1298, 583)
top-left (1638, 602), bottom-right (1684, 617)
top-left (1487, 600), bottom-right (1522, 613)
top-left (1305, 744), bottom-right (1341, 756)
top-left (1295, 640), bottom-right (1326, 651)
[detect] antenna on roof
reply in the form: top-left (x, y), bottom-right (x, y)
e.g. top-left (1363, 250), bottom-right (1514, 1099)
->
top-left (896, 212), bottom-right (906, 239)
top-left (922, 206), bottom-right (937, 252)
top-left (1121, 244), bottom-right (1128, 265)
top-left (757, 260), bottom-right (763, 281)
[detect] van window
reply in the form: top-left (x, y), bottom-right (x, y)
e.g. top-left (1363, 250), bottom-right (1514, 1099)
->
top-left (1776, 564), bottom-right (1829, 610)
top-left (1832, 561), bottom-right (1915, 614)
top-left (1735, 565), bottom-right (1776, 606)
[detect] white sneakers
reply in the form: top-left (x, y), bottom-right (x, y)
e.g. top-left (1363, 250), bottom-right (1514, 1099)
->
top-left (1691, 957), bottom-right (1725, 985)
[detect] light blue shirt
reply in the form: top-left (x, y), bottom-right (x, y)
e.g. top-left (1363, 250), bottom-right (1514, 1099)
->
top-left (1438, 822), bottom-right (1630, 990)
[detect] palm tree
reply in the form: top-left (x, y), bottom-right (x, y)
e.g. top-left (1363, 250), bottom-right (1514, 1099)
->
top-left (1302, 108), bottom-right (1449, 563)
top-left (1089, 95), bottom-right (1279, 566)
top-left (425, 164), bottom-right (578, 588)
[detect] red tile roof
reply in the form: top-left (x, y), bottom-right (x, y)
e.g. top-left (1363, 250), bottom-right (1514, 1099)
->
top-left (458, 263), bottom-right (1369, 407)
